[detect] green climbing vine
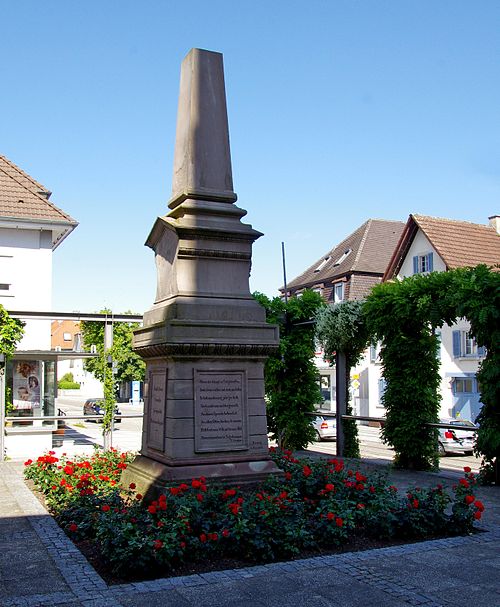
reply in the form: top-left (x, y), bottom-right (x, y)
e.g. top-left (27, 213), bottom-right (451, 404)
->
top-left (254, 290), bottom-right (325, 450)
top-left (315, 301), bottom-right (371, 458)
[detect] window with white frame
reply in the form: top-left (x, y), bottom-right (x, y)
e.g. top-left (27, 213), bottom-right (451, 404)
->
top-left (412, 252), bottom-right (433, 274)
top-left (370, 341), bottom-right (382, 363)
top-left (377, 378), bottom-right (387, 407)
top-left (453, 377), bottom-right (475, 394)
top-left (0, 255), bottom-right (14, 295)
top-left (452, 330), bottom-right (485, 358)
top-left (334, 282), bottom-right (344, 303)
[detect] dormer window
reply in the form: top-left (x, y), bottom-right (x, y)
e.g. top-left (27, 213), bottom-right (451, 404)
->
top-left (333, 249), bottom-right (352, 266)
top-left (314, 257), bottom-right (330, 273)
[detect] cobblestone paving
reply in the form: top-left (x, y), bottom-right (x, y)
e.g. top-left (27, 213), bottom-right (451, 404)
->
top-left (1, 461), bottom-right (498, 607)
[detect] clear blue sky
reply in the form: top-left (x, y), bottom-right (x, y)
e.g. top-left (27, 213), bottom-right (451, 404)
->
top-left (2, 1), bottom-right (499, 313)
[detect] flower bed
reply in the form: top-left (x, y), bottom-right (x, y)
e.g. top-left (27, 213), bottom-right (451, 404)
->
top-left (24, 448), bottom-right (484, 581)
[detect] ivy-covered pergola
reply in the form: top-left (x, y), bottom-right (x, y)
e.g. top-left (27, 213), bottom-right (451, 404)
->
top-left (363, 265), bottom-right (499, 478)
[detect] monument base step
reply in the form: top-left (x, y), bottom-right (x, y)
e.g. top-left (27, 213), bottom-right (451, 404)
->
top-left (121, 454), bottom-right (284, 500)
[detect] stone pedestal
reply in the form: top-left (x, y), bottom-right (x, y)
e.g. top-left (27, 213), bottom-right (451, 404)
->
top-left (123, 48), bottom-right (280, 496)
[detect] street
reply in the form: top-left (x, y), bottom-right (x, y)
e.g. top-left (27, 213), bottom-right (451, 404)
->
top-left (54, 396), bottom-right (481, 473)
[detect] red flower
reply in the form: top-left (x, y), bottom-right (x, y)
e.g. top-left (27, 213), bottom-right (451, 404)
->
top-left (463, 466), bottom-right (471, 473)
top-left (24, 459), bottom-right (33, 466)
top-left (222, 529), bottom-right (230, 538)
top-left (284, 472), bottom-right (292, 481)
top-left (196, 493), bottom-right (204, 502)
top-left (136, 493), bottom-right (143, 500)
top-left (335, 517), bottom-right (343, 527)
top-left (355, 471), bottom-right (367, 482)
top-left (148, 505), bottom-right (157, 514)
top-left (101, 505), bottom-right (110, 512)
top-left (223, 489), bottom-right (236, 499)
top-left (465, 495), bottom-right (475, 505)
top-left (326, 512), bottom-right (334, 521)
top-left (459, 478), bottom-right (470, 489)
top-left (129, 483), bottom-right (136, 490)
top-left (325, 483), bottom-right (334, 492)
top-left (180, 541), bottom-right (186, 549)
top-left (474, 500), bottom-right (485, 512)
top-left (357, 503), bottom-right (365, 510)
top-left (64, 465), bottom-right (74, 476)
top-left (68, 523), bottom-right (78, 532)
top-left (117, 462), bottom-right (127, 469)
top-left (412, 499), bottom-right (419, 509)
top-left (356, 483), bottom-right (365, 491)
top-left (192, 479), bottom-right (202, 489)
top-left (208, 533), bottom-right (219, 541)
top-left (229, 503), bottom-right (240, 515)
top-left (199, 533), bottom-right (207, 543)
top-left (153, 539), bottom-right (163, 550)
top-left (474, 511), bottom-right (482, 520)
top-left (303, 465), bottom-right (312, 477)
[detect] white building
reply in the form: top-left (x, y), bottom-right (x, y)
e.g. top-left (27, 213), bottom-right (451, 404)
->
top-left (0, 154), bottom-right (77, 457)
top-left (0, 155), bottom-right (77, 348)
top-left (282, 219), bottom-right (406, 420)
top-left (384, 214), bottom-right (500, 422)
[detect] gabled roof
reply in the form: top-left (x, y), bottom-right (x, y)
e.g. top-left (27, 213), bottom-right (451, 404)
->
top-left (0, 155), bottom-right (77, 248)
top-left (284, 219), bottom-right (405, 291)
top-left (384, 214), bottom-right (500, 279)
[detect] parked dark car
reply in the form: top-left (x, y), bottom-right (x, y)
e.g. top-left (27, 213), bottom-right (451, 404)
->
top-left (83, 399), bottom-right (122, 423)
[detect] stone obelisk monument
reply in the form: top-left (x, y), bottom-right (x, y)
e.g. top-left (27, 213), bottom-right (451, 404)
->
top-left (125, 48), bottom-right (280, 493)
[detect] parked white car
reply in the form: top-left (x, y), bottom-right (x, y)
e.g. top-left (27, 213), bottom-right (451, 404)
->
top-left (312, 414), bottom-right (336, 441)
top-left (438, 418), bottom-right (476, 456)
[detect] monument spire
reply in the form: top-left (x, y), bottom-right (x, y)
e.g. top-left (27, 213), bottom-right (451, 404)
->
top-left (125, 48), bottom-right (280, 495)
top-left (169, 48), bottom-right (237, 209)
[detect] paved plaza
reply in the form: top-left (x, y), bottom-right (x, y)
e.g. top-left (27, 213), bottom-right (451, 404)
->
top-left (1, 454), bottom-right (498, 607)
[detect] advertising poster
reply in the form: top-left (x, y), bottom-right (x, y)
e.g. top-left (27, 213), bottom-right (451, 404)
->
top-left (13, 361), bottom-right (41, 412)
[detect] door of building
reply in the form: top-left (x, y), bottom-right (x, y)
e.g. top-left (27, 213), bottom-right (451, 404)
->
top-left (451, 376), bottom-right (483, 423)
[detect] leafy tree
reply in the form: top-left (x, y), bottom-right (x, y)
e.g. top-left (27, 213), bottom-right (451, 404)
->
top-left (0, 305), bottom-right (25, 415)
top-left (254, 290), bottom-right (325, 450)
top-left (81, 310), bottom-right (145, 432)
top-left (0, 304), bottom-right (24, 358)
top-left (315, 301), bottom-right (372, 458)
top-left (80, 311), bottom-right (145, 385)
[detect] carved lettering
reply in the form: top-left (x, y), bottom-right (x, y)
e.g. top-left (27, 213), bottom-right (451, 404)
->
top-left (194, 371), bottom-right (248, 452)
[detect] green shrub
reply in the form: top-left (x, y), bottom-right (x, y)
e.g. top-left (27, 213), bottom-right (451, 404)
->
top-left (58, 380), bottom-right (80, 390)
top-left (24, 449), bottom-right (484, 577)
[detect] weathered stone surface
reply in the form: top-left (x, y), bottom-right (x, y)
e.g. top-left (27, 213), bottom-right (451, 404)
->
top-left (128, 48), bottom-right (280, 491)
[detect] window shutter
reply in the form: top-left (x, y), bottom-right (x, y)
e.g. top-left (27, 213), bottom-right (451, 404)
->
top-left (452, 331), bottom-right (461, 358)
top-left (378, 378), bottom-right (386, 400)
top-left (413, 256), bottom-right (418, 274)
top-left (477, 345), bottom-right (486, 357)
top-left (427, 252), bottom-right (433, 272)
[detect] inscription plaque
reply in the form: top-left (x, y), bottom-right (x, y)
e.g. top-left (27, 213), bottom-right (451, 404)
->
top-left (194, 370), bottom-right (248, 452)
top-left (148, 368), bottom-right (167, 451)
